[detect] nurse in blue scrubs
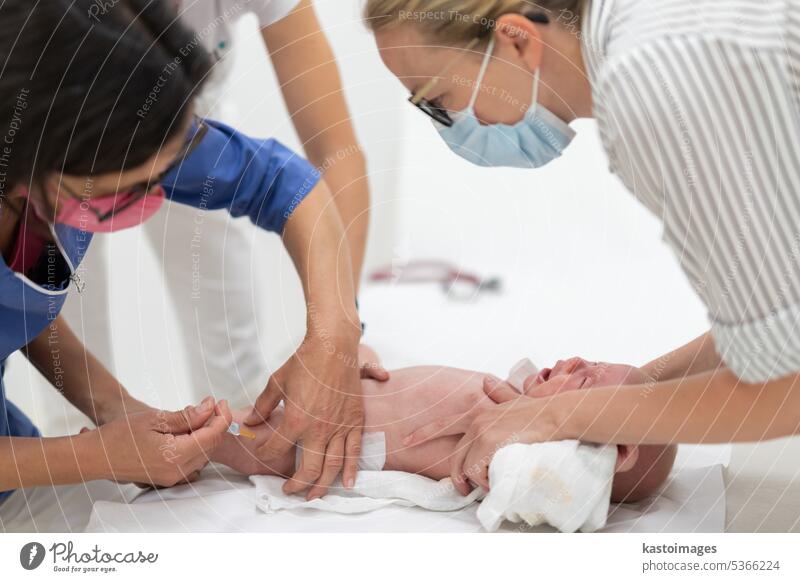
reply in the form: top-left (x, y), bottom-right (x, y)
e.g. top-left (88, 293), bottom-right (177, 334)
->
top-left (0, 1), bottom-right (366, 503)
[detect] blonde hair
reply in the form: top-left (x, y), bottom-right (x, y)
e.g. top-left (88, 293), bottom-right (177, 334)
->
top-left (364, 0), bottom-right (586, 44)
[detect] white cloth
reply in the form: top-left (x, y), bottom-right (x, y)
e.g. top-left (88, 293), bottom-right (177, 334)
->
top-left (255, 359), bottom-right (618, 532)
top-left (76, 459), bottom-right (726, 532)
top-left (254, 473), bottom-right (484, 515)
top-left (477, 359), bottom-right (618, 532)
top-left (477, 442), bottom-right (617, 533)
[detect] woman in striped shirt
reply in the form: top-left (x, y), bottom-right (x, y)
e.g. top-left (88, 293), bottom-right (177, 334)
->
top-left (364, 0), bottom-right (800, 494)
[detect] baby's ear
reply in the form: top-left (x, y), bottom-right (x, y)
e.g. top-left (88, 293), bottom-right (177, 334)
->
top-left (614, 445), bottom-right (640, 473)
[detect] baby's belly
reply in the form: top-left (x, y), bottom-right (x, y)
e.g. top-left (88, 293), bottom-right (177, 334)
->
top-left (361, 366), bottom-right (494, 475)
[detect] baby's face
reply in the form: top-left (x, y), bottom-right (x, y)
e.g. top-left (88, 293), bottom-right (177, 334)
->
top-left (528, 357), bottom-right (650, 395)
top-left (527, 358), bottom-right (652, 474)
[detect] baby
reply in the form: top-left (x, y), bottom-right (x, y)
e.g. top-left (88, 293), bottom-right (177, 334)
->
top-left (212, 355), bottom-right (676, 504)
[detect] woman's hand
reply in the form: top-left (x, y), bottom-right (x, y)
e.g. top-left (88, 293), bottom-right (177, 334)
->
top-left (400, 371), bottom-right (584, 496)
top-left (245, 330), bottom-right (364, 500)
top-left (447, 395), bottom-right (565, 494)
top-left (399, 385), bottom-right (566, 495)
top-left (82, 397), bottom-right (232, 487)
top-left (225, 344), bottom-right (388, 483)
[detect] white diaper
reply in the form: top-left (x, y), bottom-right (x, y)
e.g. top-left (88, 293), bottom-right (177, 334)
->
top-left (506, 358), bottom-right (539, 392)
top-left (294, 431), bottom-right (387, 472)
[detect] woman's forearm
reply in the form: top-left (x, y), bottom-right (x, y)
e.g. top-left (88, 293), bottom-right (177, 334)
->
top-left (22, 315), bottom-right (148, 425)
top-left (282, 180), bottom-right (360, 338)
top-left (0, 433), bottom-right (102, 492)
top-left (314, 158), bottom-right (369, 291)
top-left (641, 331), bottom-right (723, 381)
top-left (558, 367), bottom-right (800, 445)
top-left (263, 0), bottom-right (370, 289)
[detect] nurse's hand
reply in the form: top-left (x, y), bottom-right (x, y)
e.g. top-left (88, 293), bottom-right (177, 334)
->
top-left (245, 332), bottom-right (366, 499)
top-left (83, 398), bottom-right (232, 487)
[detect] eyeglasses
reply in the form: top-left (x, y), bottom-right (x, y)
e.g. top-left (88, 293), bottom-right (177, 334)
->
top-left (62, 120), bottom-right (209, 223)
top-left (407, 13), bottom-right (550, 127)
top-left (408, 38), bottom-right (481, 128)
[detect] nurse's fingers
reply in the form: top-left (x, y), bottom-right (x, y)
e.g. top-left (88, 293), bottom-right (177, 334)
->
top-left (213, 400), bottom-right (234, 435)
top-left (342, 427), bottom-right (362, 489)
top-left (158, 397), bottom-right (217, 434)
top-left (401, 412), bottom-right (474, 447)
top-left (483, 376), bottom-right (522, 403)
top-left (306, 433), bottom-right (346, 500)
top-left (283, 436), bottom-right (326, 496)
top-left (449, 433), bottom-right (474, 496)
top-left (175, 408), bottom-right (231, 459)
top-left (245, 376), bottom-right (284, 426)
top-left (463, 447), bottom-right (491, 491)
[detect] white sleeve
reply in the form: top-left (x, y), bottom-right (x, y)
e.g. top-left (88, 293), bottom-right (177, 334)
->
top-left (238, 0), bottom-right (301, 27)
top-left (594, 37), bottom-right (800, 383)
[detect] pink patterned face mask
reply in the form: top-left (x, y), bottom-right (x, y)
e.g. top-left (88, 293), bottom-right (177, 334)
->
top-left (54, 185), bottom-right (166, 233)
top-left (26, 120), bottom-right (207, 232)
top-left (21, 183), bottom-right (164, 233)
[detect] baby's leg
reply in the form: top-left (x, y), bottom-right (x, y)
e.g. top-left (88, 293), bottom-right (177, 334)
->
top-left (213, 408), bottom-right (296, 477)
top-left (383, 435), bottom-right (461, 480)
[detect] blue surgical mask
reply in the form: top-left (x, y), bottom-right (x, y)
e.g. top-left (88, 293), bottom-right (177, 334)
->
top-left (436, 37), bottom-right (576, 168)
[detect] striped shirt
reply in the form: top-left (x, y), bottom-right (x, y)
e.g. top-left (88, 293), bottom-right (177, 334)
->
top-left (582, 0), bottom-right (800, 382)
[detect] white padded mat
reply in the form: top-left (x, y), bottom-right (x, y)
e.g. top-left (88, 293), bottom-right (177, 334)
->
top-left (1, 280), bottom-right (728, 533)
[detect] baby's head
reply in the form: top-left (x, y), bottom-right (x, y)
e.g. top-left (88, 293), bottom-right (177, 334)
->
top-left (524, 357), bottom-right (655, 475)
top-left (525, 357), bottom-right (651, 396)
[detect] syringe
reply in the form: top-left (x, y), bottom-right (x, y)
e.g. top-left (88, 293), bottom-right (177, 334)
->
top-left (227, 421), bottom-right (256, 440)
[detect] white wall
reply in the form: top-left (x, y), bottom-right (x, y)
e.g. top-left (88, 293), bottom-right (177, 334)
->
top-left (387, 112), bottom-right (710, 367)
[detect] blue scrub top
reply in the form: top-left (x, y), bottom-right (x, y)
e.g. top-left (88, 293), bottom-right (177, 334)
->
top-left (0, 120), bottom-right (320, 501)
